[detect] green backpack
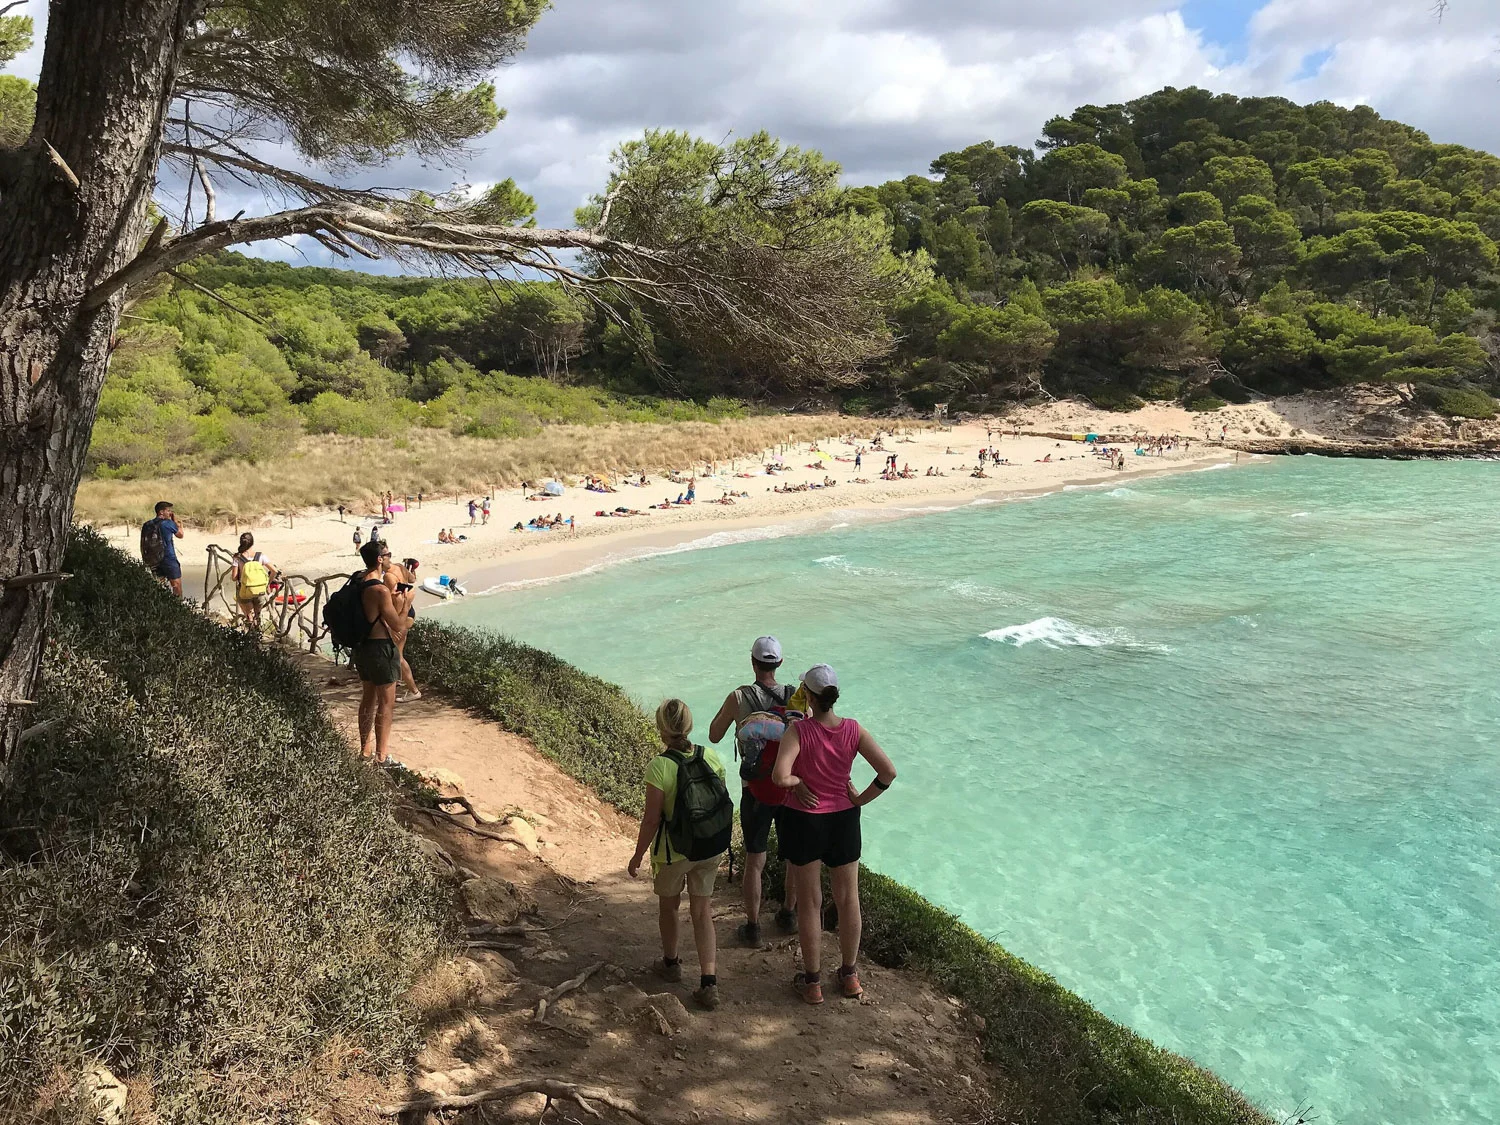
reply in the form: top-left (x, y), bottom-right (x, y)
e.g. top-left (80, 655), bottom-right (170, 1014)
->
top-left (657, 745), bottom-right (734, 863)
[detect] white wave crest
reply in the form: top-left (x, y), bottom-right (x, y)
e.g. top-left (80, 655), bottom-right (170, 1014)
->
top-left (947, 580), bottom-right (1019, 606)
top-left (983, 616), bottom-right (1167, 652)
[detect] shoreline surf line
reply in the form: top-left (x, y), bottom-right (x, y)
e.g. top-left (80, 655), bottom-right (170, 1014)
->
top-left (451, 453), bottom-right (1244, 599)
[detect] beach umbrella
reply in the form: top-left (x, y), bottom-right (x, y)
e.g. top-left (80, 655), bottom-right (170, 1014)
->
top-left (543, 480), bottom-right (565, 497)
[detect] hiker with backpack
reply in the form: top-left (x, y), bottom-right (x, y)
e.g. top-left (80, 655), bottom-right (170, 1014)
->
top-left (628, 698), bottom-right (735, 1011)
top-left (140, 500), bottom-right (185, 596)
top-left (707, 635), bottom-right (801, 946)
top-left (772, 664), bottom-right (897, 1005)
top-left (230, 532), bottom-right (277, 630)
top-left (324, 539), bottom-right (410, 762)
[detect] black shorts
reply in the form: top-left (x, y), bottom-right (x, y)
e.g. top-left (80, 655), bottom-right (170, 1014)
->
top-left (740, 791), bottom-right (782, 854)
top-left (154, 560), bottom-right (182, 581)
top-left (353, 639), bottom-right (400, 685)
top-left (778, 806), bottom-right (861, 869)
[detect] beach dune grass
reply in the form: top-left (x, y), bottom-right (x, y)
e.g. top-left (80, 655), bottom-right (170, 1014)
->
top-left (407, 622), bottom-right (1274, 1125)
top-left (75, 415), bottom-right (884, 529)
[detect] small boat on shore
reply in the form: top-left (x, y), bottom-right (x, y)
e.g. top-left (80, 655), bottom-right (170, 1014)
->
top-left (422, 575), bottom-right (466, 599)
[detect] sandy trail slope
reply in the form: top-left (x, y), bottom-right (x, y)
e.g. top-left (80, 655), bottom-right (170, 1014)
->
top-left (301, 658), bottom-right (995, 1124)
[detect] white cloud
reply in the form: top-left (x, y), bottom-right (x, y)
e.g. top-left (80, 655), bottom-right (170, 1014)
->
top-left (7, 0), bottom-right (1499, 263)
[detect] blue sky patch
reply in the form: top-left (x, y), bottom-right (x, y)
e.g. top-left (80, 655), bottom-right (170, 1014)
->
top-left (1293, 46), bottom-right (1336, 81)
top-left (1181, 0), bottom-right (1266, 63)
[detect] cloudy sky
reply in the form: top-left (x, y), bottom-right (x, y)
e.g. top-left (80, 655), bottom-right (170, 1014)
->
top-left (9, 1), bottom-right (1498, 266)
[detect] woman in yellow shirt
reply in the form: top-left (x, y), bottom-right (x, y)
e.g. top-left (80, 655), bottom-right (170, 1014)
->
top-left (628, 699), bottom-right (727, 1010)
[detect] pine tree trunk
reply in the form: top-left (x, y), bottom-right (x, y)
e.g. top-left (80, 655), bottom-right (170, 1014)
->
top-left (0, 0), bottom-right (202, 773)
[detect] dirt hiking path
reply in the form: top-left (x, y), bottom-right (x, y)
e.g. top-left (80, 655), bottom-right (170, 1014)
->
top-left (304, 660), bottom-right (994, 1124)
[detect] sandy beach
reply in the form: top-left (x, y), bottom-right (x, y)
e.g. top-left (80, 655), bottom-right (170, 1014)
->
top-left (101, 417), bottom-right (1233, 598)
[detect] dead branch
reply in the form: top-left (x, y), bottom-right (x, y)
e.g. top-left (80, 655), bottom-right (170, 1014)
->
top-left (408, 804), bottom-right (530, 847)
top-left (376, 1079), bottom-right (660, 1123)
top-left (165, 268), bottom-right (280, 337)
top-left (2, 571), bottom-right (70, 591)
top-left (465, 938), bottom-right (526, 952)
top-left (195, 158), bottom-right (216, 224)
top-left (533, 961), bottom-right (606, 1022)
top-left (436, 792), bottom-right (490, 822)
top-left (42, 141), bottom-right (80, 191)
top-left (160, 140), bottom-right (396, 205)
top-left (82, 201), bottom-right (663, 311)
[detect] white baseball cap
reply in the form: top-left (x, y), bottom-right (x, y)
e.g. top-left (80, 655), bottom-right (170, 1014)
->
top-left (751, 636), bottom-right (783, 664)
top-left (801, 664), bottom-right (838, 693)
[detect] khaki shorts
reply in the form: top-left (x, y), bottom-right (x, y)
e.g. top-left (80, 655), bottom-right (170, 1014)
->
top-left (652, 855), bottom-right (719, 898)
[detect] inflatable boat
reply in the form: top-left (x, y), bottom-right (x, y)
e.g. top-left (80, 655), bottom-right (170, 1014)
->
top-left (421, 575), bottom-right (467, 599)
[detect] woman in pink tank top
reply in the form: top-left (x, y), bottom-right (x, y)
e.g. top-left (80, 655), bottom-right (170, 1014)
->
top-left (771, 664), bottom-right (897, 1006)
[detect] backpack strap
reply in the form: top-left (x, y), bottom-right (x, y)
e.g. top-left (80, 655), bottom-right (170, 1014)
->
top-left (655, 747), bottom-right (689, 865)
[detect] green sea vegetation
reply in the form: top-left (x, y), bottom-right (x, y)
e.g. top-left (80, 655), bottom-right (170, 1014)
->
top-left (407, 621), bottom-right (1274, 1125)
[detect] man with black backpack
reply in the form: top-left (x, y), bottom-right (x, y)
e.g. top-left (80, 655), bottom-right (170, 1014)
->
top-left (324, 540), bottom-right (409, 763)
top-left (139, 500), bottom-right (185, 596)
top-left (708, 635), bottom-right (800, 946)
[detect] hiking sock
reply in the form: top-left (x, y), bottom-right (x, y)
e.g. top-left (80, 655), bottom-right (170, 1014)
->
top-left (839, 964), bottom-right (857, 978)
top-left (664, 957), bottom-right (681, 967)
top-left (700, 974), bottom-right (717, 988)
top-left (803, 971), bottom-right (821, 984)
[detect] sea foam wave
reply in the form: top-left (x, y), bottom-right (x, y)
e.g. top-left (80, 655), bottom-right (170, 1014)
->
top-left (984, 616), bottom-right (1167, 652)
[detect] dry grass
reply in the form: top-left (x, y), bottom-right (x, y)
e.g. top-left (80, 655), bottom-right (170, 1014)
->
top-left (75, 415), bottom-right (910, 528)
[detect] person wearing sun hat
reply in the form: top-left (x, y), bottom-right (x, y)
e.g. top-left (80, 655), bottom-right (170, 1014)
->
top-left (707, 635), bottom-right (800, 945)
top-left (772, 663), bottom-right (898, 1005)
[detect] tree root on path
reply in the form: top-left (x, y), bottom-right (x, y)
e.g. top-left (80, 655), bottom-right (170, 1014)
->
top-left (376, 1078), bottom-right (662, 1123)
top-left (533, 961), bottom-right (606, 1022)
top-left (408, 804), bottom-right (530, 848)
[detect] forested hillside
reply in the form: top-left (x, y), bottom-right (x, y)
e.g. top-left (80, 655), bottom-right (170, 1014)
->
top-left (99, 86), bottom-right (1500, 480)
top-left (860, 87), bottom-right (1500, 415)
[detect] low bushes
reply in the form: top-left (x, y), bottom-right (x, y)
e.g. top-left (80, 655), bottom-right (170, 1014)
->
top-left (0, 528), bottom-right (451, 1121)
top-left (1413, 382), bottom-right (1498, 420)
top-left (413, 621), bottom-right (1272, 1125)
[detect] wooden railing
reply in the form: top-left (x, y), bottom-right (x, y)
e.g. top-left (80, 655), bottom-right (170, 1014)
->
top-left (203, 544), bottom-right (348, 653)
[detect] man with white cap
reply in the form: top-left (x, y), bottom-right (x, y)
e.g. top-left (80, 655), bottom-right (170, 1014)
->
top-left (708, 635), bottom-right (800, 945)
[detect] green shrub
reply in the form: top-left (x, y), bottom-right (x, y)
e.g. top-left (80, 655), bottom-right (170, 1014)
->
top-left (412, 621), bottom-right (1272, 1125)
top-left (1088, 385), bottom-right (1146, 411)
top-left (1187, 396), bottom-right (1229, 412)
top-left (1413, 382), bottom-right (1498, 420)
top-left (0, 528), bottom-right (451, 1120)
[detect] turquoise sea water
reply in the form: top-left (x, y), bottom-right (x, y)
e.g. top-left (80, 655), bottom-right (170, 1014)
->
top-left (439, 457), bottom-right (1500, 1124)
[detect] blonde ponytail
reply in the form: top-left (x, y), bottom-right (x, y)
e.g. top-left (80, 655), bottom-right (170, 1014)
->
top-left (655, 698), bottom-right (693, 748)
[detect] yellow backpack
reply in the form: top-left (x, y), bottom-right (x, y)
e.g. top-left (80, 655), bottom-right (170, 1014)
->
top-left (237, 555), bottom-right (270, 599)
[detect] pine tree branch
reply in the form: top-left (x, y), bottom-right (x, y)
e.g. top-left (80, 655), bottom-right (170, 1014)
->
top-left (81, 202), bottom-right (669, 311)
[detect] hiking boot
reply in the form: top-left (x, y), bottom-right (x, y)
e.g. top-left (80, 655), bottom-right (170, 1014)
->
top-left (655, 958), bottom-right (683, 983)
top-left (737, 921), bottom-right (762, 946)
top-left (693, 984), bottom-right (720, 1011)
top-left (793, 972), bottom-right (824, 1005)
top-left (838, 966), bottom-right (863, 999)
top-left (775, 907), bottom-right (797, 933)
